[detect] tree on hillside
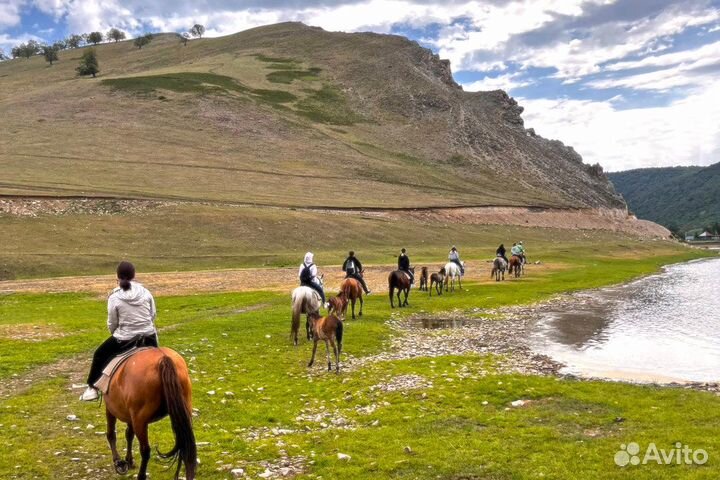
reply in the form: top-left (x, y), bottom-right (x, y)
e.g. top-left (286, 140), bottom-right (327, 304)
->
top-left (133, 33), bottom-right (153, 49)
top-left (42, 45), bottom-right (59, 65)
top-left (87, 31), bottom-right (104, 45)
top-left (107, 28), bottom-right (126, 43)
top-left (13, 40), bottom-right (41, 59)
top-left (180, 32), bottom-right (190, 46)
top-left (712, 221), bottom-right (720, 235)
top-left (0, 49), bottom-right (7, 61)
top-left (76, 48), bottom-right (99, 77)
top-left (53, 40), bottom-right (67, 51)
top-left (66, 34), bottom-right (84, 48)
top-left (190, 24), bottom-right (205, 38)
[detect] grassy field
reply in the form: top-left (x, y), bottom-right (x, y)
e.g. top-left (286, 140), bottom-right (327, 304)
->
top-left (0, 203), bottom-right (686, 280)
top-left (0, 237), bottom-right (716, 479)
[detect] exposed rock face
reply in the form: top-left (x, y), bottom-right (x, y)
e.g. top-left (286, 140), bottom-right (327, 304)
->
top-left (263, 24), bottom-right (627, 210)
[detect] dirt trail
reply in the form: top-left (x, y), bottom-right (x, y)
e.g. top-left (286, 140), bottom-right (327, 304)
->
top-left (0, 261), bottom-right (550, 296)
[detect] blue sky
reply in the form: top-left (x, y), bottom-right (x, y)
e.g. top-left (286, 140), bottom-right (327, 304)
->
top-left (1, 0), bottom-right (719, 171)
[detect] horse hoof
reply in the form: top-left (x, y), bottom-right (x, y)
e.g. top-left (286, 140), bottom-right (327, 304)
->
top-left (114, 460), bottom-right (129, 475)
top-left (307, 362), bottom-right (313, 367)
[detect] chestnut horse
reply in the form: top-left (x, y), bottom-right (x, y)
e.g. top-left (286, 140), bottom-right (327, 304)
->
top-left (508, 255), bottom-right (522, 278)
top-left (104, 348), bottom-right (196, 480)
top-left (327, 292), bottom-right (348, 319)
top-left (307, 312), bottom-right (344, 373)
top-left (340, 277), bottom-right (364, 319)
top-left (388, 268), bottom-right (413, 308)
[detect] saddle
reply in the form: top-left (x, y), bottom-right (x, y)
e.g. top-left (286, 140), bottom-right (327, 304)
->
top-left (93, 347), bottom-right (154, 394)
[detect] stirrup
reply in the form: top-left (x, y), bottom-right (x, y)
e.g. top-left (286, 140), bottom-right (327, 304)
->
top-left (79, 386), bottom-right (99, 401)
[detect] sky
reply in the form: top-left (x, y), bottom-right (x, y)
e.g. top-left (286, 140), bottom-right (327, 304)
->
top-left (1, 0), bottom-right (719, 171)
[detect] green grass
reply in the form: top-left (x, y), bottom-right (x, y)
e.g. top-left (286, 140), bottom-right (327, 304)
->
top-left (102, 72), bottom-right (250, 95)
top-left (296, 84), bottom-right (365, 125)
top-left (0, 244), bottom-right (718, 478)
top-left (266, 67), bottom-right (321, 84)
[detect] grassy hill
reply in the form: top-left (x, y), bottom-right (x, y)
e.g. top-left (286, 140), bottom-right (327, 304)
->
top-left (609, 162), bottom-right (720, 231)
top-left (0, 23), bottom-right (623, 210)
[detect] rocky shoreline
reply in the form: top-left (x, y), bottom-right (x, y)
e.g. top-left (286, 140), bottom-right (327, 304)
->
top-left (345, 299), bottom-right (720, 395)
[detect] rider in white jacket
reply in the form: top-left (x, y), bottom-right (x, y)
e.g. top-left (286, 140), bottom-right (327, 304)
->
top-left (299, 252), bottom-right (326, 305)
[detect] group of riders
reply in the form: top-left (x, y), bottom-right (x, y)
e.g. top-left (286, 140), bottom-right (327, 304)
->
top-left (298, 242), bottom-right (527, 307)
top-left (79, 242), bottom-right (527, 402)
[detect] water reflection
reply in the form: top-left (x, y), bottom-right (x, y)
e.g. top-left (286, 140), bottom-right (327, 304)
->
top-left (531, 258), bottom-right (720, 383)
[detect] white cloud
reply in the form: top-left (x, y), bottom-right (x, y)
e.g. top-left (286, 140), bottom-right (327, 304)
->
top-left (604, 40), bottom-right (720, 72)
top-left (0, 0), bottom-right (24, 28)
top-left (519, 83), bottom-right (720, 171)
top-left (462, 72), bottom-right (532, 92)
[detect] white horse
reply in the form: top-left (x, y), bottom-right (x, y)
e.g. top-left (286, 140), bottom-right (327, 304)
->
top-left (444, 261), bottom-right (464, 292)
top-left (290, 277), bottom-right (324, 346)
top-left (491, 256), bottom-right (507, 281)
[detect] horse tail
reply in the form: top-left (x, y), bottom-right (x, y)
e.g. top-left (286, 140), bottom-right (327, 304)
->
top-left (157, 356), bottom-right (197, 480)
top-left (291, 294), bottom-right (301, 341)
top-left (336, 320), bottom-right (343, 356)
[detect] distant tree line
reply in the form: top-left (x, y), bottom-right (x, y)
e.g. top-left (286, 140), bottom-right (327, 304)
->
top-left (4, 23), bottom-right (207, 76)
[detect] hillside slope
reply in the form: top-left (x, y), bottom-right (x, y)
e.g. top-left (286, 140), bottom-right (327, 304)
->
top-left (0, 22), bottom-right (624, 210)
top-left (609, 163), bottom-right (720, 230)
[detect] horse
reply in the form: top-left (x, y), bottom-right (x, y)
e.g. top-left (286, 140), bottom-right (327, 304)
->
top-left (429, 267), bottom-right (445, 296)
top-left (444, 261), bottom-right (464, 292)
top-left (340, 277), bottom-right (364, 319)
top-left (491, 256), bottom-right (507, 281)
top-left (327, 292), bottom-right (348, 319)
top-left (418, 267), bottom-right (428, 291)
top-left (388, 268), bottom-right (413, 308)
top-left (103, 348), bottom-right (196, 480)
top-left (307, 312), bottom-right (343, 373)
top-left (291, 278), bottom-right (324, 345)
top-left (508, 255), bottom-right (522, 278)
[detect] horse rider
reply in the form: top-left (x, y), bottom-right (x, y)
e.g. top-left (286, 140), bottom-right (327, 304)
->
top-left (448, 245), bottom-right (465, 275)
top-left (299, 251), bottom-right (326, 306)
top-left (510, 242), bottom-right (523, 262)
top-left (398, 248), bottom-right (414, 285)
top-left (342, 250), bottom-right (371, 295)
top-left (496, 243), bottom-right (508, 264)
top-left (517, 241), bottom-right (527, 264)
top-left (80, 261), bottom-right (159, 401)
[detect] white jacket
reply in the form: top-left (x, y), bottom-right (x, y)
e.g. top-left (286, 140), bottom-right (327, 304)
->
top-left (107, 282), bottom-right (157, 341)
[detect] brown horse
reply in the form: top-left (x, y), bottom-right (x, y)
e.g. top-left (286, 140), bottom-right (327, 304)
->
top-left (388, 268), bottom-right (413, 308)
top-left (307, 312), bottom-right (344, 373)
top-left (429, 267), bottom-right (446, 296)
top-left (104, 347), bottom-right (196, 480)
top-left (340, 277), bottom-right (364, 319)
top-left (508, 255), bottom-right (522, 278)
top-left (327, 292), bottom-right (348, 319)
top-left (418, 267), bottom-right (428, 291)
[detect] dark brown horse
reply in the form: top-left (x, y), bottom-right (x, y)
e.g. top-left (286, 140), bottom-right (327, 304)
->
top-left (418, 267), bottom-right (428, 291)
top-left (429, 267), bottom-right (446, 296)
top-left (307, 312), bottom-right (344, 373)
top-left (340, 277), bottom-right (364, 319)
top-left (104, 348), bottom-right (196, 480)
top-left (388, 268), bottom-right (413, 308)
top-left (508, 255), bottom-right (522, 278)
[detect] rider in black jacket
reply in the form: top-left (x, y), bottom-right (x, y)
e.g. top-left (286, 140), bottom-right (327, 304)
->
top-left (496, 244), bottom-right (508, 264)
top-left (342, 251), bottom-right (371, 294)
top-left (398, 248), bottom-right (414, 284)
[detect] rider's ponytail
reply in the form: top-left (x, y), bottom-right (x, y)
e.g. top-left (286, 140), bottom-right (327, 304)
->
top-left (117, 261), bottom-right (135, 291)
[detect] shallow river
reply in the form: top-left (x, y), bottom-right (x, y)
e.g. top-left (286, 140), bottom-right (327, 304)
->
top-left (530, 257), bottom-right (720, 383)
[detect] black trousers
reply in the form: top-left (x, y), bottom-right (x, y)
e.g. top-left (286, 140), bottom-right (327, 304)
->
top-left (451, 258), bottom-right (465, 274)
top-left (302, 281), bottom-right (326, 304)
top-left (346, 273), bottom-right (370, 293)
top-left (87, 334), bottom-right (158, 386)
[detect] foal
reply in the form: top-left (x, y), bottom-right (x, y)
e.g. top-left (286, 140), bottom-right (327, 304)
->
top-left (327, 292), bottom-right (348, 319)
top-left (307, 312), bottom-right (344, 373)
top-left (429, 267), bottom-right (445, 296)
top-left (418, 267), bottom-right (428, 291)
